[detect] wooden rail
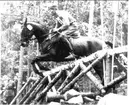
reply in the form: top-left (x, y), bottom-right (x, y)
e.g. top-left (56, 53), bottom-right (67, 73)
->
top-left (10, 45), bottom-right (128, 104)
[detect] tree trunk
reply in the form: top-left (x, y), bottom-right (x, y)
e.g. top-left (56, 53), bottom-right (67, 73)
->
top-left (88, 1), bottom-right (94, 37)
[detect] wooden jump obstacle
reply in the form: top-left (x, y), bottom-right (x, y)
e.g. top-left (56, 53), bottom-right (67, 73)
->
top-left (9, 45), bottom-right (128, 105)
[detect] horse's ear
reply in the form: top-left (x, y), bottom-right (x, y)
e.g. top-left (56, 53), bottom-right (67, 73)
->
top-left (24, 18), bottom-right (27, 26)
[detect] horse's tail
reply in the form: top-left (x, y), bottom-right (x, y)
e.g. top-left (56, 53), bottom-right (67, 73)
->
top-left (105, 41), bottom-right (120, 58)
top-left (105, 41), bottom-right (113, 48)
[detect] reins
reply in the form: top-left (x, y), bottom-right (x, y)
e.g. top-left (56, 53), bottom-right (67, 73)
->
top-left (27, 21), bottom-right (75, 41)
top-left (29, 31), bottom-right (61, 41)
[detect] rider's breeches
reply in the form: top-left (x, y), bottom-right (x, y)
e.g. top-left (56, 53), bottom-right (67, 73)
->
top-left (61, 24), bottom-right (80, 38)
top-left (60, 36), bottom-right (74, 52)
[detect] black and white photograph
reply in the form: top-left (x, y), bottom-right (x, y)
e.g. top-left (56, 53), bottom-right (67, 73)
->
top-left (0, 0), bottom-right (128, 105)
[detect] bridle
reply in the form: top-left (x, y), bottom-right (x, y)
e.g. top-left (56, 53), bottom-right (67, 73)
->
top-left (26, 30), bottom-right (61, 42)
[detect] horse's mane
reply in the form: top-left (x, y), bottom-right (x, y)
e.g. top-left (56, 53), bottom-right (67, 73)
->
top-left (27, 21), bottom-right (49, 33)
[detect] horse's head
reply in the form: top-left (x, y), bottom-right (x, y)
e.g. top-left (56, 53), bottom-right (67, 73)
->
top-left (20, 18), bottom-right (35, 47)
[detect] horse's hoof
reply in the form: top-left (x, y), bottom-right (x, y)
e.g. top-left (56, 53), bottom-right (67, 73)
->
top-left (39, 74), bottom-right (44, 78)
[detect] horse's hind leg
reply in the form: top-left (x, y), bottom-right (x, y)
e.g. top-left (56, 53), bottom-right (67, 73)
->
top-left (94, 62), bottom-right (104, 85)
top-left (60, 37), bottom-right (77, 58)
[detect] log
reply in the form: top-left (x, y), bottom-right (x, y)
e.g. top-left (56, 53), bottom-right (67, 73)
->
top-left (57, 63), bottom-right (80, 92)
top-left (105, 55), bottom-right (112, 85)
top-left (60, 51), bottom-right (107, 94)
top-left (65, 92), bottom-right (99, 101)
top-left (35, 70), bottom-right (64, 102)
top-left (103, 72), bottom-right (127, 90)
top-left (23, 76), bottom-right (48, 104)
top-left (46, 94), bottom-right (65, 102)
top-left (46, 92), bottom-right (99, 102)
top-left (80, 63), bottom-right (105, 93)
top-left (107, 45), bottom-right (128, 55)
top-left (48, 75), bottom-right (56, 92)
top-left (19, 78), bottom-right (41, 104)
top-left (17, 46), bottom-right (24, 103)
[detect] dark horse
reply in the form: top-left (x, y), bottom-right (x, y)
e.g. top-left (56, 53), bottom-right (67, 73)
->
top-left (21, 18), bottom-right (112, 83)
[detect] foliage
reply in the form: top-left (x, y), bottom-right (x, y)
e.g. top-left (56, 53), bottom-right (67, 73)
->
top-left (1, 1), bottom-right (128, 78)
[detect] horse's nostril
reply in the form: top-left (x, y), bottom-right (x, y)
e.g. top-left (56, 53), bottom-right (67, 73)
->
top-left (21, 42), bottom-right (27, 47)
top-left (21, 43), bottom-right (25, 47)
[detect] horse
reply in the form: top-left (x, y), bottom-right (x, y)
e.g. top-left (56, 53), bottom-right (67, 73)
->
top-left (20, 18), bottom-right (112, 83)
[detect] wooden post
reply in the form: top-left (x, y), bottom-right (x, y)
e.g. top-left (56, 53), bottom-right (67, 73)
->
top-left (17, 46), bottom-right (24, 104)
top-left (27, 45), bottom-right (31, 78)
top-left (111, 1), bottom-right (118, 81)
top-left (100, 1), bottom-right (106, 86)
top-left (105, 55), bottom-right (112, 85)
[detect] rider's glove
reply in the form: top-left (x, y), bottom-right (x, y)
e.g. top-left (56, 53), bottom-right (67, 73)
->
top-left (53, 29), bottom-right (59, 33)
top-left (58, 29), bottom-right (62, 32)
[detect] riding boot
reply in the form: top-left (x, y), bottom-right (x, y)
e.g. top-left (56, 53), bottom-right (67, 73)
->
top-left (62, 37), bottom-right (76, 59)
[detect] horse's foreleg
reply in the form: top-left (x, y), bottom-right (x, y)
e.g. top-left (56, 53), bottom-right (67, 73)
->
top-left (31, 63), bottom-right (44, 77)
top-left (31, 53), bottom-right (52, 64)
top-left (31, 53), bottom-right (52, 76)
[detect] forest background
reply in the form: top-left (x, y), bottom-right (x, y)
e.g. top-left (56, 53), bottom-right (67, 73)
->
top-left (0, 1), bottom-right (128, 87)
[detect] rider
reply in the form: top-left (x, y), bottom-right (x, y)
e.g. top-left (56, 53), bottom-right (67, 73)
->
top-left (48, 5), bottom-right (80, 58)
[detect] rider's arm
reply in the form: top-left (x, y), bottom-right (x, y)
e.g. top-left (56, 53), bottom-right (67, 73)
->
top-left (54, 11), bottom-right (70, 32)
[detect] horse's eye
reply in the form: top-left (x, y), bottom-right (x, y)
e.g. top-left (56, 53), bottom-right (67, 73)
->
top-left (47, 45), bottom-right (51, 50)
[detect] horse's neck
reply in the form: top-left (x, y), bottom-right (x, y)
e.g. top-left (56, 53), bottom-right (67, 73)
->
top-left (31, 24), bottom-right (48, 44)
top-left (34, 34), bottom-right (47, 44)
